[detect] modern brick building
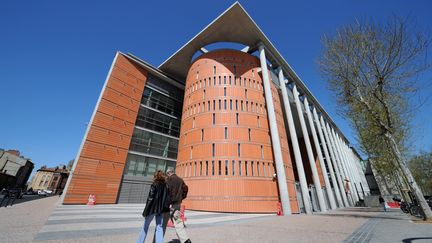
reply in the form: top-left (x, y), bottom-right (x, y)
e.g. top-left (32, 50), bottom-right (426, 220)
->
top-left (62, 3), bottom-right (370, 214)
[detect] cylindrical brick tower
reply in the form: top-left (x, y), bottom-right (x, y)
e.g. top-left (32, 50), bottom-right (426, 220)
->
top-left (176, 49), bottom-right (298, 213)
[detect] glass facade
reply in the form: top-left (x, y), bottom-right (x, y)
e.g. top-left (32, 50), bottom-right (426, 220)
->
top-left (124, 74), bottom-right (183, 178)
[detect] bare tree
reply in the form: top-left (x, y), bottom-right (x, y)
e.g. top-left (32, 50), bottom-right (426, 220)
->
top-left (319, 16), bottom-right (432, 220)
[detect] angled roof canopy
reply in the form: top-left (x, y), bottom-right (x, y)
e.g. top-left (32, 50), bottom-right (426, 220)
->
top-left (158, 2), bottom-right (353, 146)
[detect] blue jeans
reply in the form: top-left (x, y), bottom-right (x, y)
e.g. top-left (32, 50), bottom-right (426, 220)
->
top-left (137, 213), bottom-right (164, 243)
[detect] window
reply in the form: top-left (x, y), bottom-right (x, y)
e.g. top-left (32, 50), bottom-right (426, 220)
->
top-left (225, 127), bottom-right (228, 139)
top-left (201, 129), bottom-right (204, 141)
top-left (214, 66), bottom-right (216, 74)
top-left (241, 101), bottom-right (244, 111)
top-left (200, 161), bottom-right (202, 176)
top-left (212, 143), bottom-right (215, 157)
top-left (203, 89), bottom-right (206, 99)
top-left (212, 160), bottom-right (215, 175)
top-left (248, 128), bottom-right (251, 141)
top-left (230, 100), bottom-right (232, 110)
top-left (257, 116), bottom-right (260, 128)
top-left (246, 101), bottom-right (249, 112)
top-left (257, 162), bottom-right (260, 176)
top-left (224, 87), bottom-right (226, 96)
top-left (213, 100), bottom-right (215, 110)
top-left (239, 161), bottom-right (242, 176)
top-left (204, 78), bottom-right (206, 87)
top-left (261, 145), bottom-right (264, 159)
top-left (263, 162), bottom-right (266, 176)
top-left (236, 113), bottom-right (239, 125)
top-left (218, 160), bottom-right (221, 175)
top-left (232, 160), bottom-right (235, 176)
top-left (190, 146), bottom-right (193, 159)
top-left (245, 89), bottom-right (248, 99)
top-left (219, 76), bottom-right (221, 85)
top-left (194, 162), bottom-right (197, 176)
top-left (235, 100), bottom-right (238, 110)
top-left (214, 76), bottom-right (216, 85)
top-left (213, 113), bottom-right (215, 125)
top-left (225, 160), bottom-right (228, 175)
top-left (193, 117), bottom-right (195, 128)
top-left (219, 100), bottom-right (221, 110)
top-left (251, 161), bottom-right (254, 176)
top-left (238, 143), bottom-right (241, 156)
top-left (199, 80), bottom-right (202, 88)
top-left (229, 76), bottom-right (232, 85)
top-left (251, 102), bottom-right (254, 112)
top-left (239, 78), bottom-right (242, 86)
top-left (245, 161), bottom-right (248, 176)
top-left (224, 99), bottom-right (227, 110)
top-left (208, 101), bottom-right (210, 111)
top-left (224, 76), bottom-right (226, 84)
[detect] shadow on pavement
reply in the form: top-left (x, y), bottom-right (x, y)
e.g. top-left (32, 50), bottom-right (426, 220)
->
top-left (402, 237), bottom-right (432, 242)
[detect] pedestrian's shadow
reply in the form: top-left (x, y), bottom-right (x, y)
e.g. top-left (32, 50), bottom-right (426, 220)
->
top-left (166, 240), bottom-right (181, 243)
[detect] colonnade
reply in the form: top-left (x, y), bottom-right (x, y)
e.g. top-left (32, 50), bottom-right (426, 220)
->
top-left (258, 44), bottom-right (370, 215)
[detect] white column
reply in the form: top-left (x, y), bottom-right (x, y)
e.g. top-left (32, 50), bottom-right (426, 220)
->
top-left (323, 120), bottom-right (349, 207)
top-left (336, 135), bottom-right (359, 203)
top-left (329, 128), bottom-right (354, 205)
top-left (311, 108), bottom-right (339, 209)
top-left (304, 98), bottom-right (335, 210)
top-left (292, 85), bottom-right (326, 212)
top-left (258, 45), bottom-right (291, 215)
top-left (278, 68), bottom-right (311, 214)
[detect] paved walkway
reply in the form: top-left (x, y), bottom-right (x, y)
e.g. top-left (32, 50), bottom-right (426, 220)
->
top-left (2, 196), bottom-right (431, 242)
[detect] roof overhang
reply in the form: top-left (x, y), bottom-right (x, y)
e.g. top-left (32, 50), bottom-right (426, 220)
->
top-left (157, 2), bottom-right (355, 150)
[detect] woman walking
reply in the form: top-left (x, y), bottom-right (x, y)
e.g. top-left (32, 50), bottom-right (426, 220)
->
top-left (137, 170), bottom-right (171, 243)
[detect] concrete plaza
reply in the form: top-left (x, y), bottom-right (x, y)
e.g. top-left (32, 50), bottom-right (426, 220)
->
top-left (1, 196), bottom-right (431, 242)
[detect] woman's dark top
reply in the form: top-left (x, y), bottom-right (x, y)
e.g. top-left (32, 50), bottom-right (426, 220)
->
top-left (142, 181), bottom-right (171, 217)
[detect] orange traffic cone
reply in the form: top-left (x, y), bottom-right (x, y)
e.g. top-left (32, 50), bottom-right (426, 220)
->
top-left (277, 202), bottom-right (282, 216)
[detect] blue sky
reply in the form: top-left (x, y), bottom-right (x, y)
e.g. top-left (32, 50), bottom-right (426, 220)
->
top-left (1, 0), bottom-right (431, 171)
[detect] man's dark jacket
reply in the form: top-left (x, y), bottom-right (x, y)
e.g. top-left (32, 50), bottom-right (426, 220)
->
top-left (142, 182), bottom-right (170, 217)
top-left (167, 174), bottom-right (186, 205)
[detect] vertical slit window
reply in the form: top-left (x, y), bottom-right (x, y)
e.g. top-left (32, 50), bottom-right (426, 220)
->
top-left (218, 160), bottom-right (221, 175)
top-left (213, 100), bottom-right (215, 110)
top-left (212, 160), bottom-right (215, 175)
top-left (263, 162), bottom-right (266, 176)
top-left (235, 100), bottom-right (238, 110)
top-left (194, 162), bottom-right (197, 176)
top-left (224, 76), bottom-right (226, 84)
top-left (203, 89), bottom-right (206, 99)
top-left (213, 113), bottom-right (215, 125)
top-left (232, 160), bottom-right (235, 176)
top-left (257, 116), bottom-right (260, 128)
top-left (241, 101), bottom-right (244, 111)
top-left (239, 161), bottom-right (242, 176)
top-left (230, 99), bottom-right (232, 110)
top-left (206, 161), bottom-right (208, 176)
top-left (236, 113), bottom-right (239, 125)
top-left (248, 128), bottom-right (251, 141)
top-left (190, 146), bottom-right (193, 159)
top-left (219, 76), bottom-right (221, 85)
top-left (214, 76), bottom-right (216, 85)
top-left (229, 76), bottom-right (232, 85)
top-left (224, 99), bottom-right (227, 110)
top-left (201, 129), bottom-right (204, 141)
top-left (251, 161), bottom-right (254, 176)
top-left (225, 160), bottom-right (228, 175)
top-left (251, 102), bottom-right (254, 112)
top-left (257, 162), bottom-right (260, 176)
top-left (212, 143), bottom-right (215, 157)
top-left (193, 117), bottom-right (195, 128)
top-left (214, 66), bottom-right (216, 74)
top-left (238, 143), bottom-right (241, 156)
top-left (245, 161), bottom-right (248, 176)
top-left (245, 89), bottom-right (248, 99)
top-left (219, 100), bottom-right (221, 110)
top-left (208, 101), bottom-right (210, 111)
top-left (224, 87), bottom-right (226, 96)
top-left (261, 145), bottom-right (264, 159)
top-left (200, 161), bottom-right (202, 176)
top-left (225, 127), bottom-right (228, 139)
top-left (246, 101), bottom-right (249, 112)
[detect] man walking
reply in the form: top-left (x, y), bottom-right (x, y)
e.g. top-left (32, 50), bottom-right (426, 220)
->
top-left (166, 168), bottom-right (191, 243)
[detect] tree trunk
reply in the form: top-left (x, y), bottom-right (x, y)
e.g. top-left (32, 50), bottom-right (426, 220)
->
top-left (385, 131), bottom-right (432, 220)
